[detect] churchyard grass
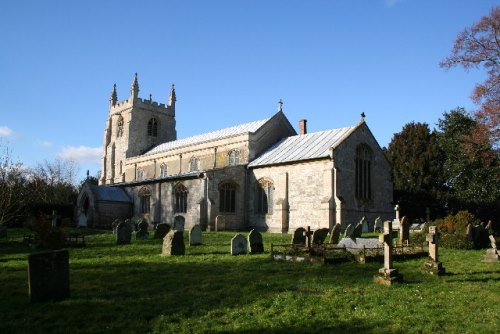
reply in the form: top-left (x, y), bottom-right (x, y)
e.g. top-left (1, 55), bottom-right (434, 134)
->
top-left (1, 229), bottom-right (499, 333)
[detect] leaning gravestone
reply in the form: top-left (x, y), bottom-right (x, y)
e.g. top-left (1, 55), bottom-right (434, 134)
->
top-left (173, 216), bottom-right (185, 231)
top-left (215, 215), bottom-right (225, 232)
top-left (111, 219), bottom-right (123, 234)
top-left (399, 216), bottom-right (410, 245)
top-left (248, 229), bottom-right (264, 254)
top-left (136, 221), bottom-right (149, 240)
top-left (116, 221), bottom-right (132, 245)
top-left (483, 234), bottom-right (499, 263)
top-left (373, 217), bottom-right (383, 232)
top-left (292, 227), bottom-right (306, 246)
top-left (161, 230), bottom-right (185, 256)
top-left (189, 224), bottom-right (202, 246)
top-left (154, 223), bottom-right (171, 239)
top-left (231, 234), bottom-right (247, 255)
top-left (312, 228), bottom-right (329, 245)
top-left (28, 249), bottom-right (70, 302)
top-left (353, 222), bottom-right (363, 238)
top-left (344, 223), bottom-right (355, 238)
top-left (329, 223), bottom-right (341, 244)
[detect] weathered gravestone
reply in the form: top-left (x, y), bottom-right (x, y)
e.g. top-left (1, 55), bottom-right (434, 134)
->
top-left (483, 234), bottom-right (499, 263)
top-left (154, 223), bottom-right (171, 239)
top-left (361, 217), bottom-right (369, 233)
top-left (392, 204), bottom-right (401, 230)
top-left (344, 223), bottom-right (355, 239)
top-left (161, 230), bottom-right (185, 256)
top-left (312, 228), bottom-right (329, 246)
top-left (248, 229), bottom-right (264, 254)
top-left (353, 222), bottom-right (363, 238)
top-left (292, 227), bottom-right (306, 246)
top-left (173, 215), bottom-right (185, 231)
top-left (373, 217), bottom-right (383, 232)
top-left (28, 249), bottom-right (70, 302)
top-left (215, 215), bottom-right (225, 232)
top-left (189, 224), bottom-right (202, 246)
top-left (112, 219), bottom-right (123, 234)
top-left (231, 234), bottom-right (247, 255)
top-left (329, 223), bottom-right (341, 244)
top-left (399, 216), bottom-right (410, 245)
top-left (423, 226), bottom-right (445, 275)
top-left (136, 221), bottom-right (149, 240)
top-left (373, 220), bottom-right (402, 285)
top-left (116, 221), bottom-right (132, 245)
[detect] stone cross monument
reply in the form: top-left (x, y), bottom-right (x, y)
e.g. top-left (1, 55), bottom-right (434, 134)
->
top-left (373, 220), bottom-right (402, 285)
top-left (423, 226), bottom-right (445, 275)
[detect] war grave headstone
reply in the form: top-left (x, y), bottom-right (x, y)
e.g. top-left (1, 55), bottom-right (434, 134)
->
top-left (189, 224), bottom-right (203, 246)
top-left (373, 220), bottom-right (403, 285)
top-left (483, 234), bottom-right (499, 263)
top-left (373, 217), bottom-right (383, 232)
top-left (161, 230), bottom-right (185, 256)
top-left (423, 226), bottom-right (445, 275)
top-left (344, 223), bottom-right (355, 239)
top-left (136, 221), bottom-right (149, 240)
top-left (173, 215), bottom-right (185, 231)
top-left (116, 221), bottom-right (132, 245)
top-left (248, 229), bottom-right (264, 254)
top-left (399, 216), bottom-right (410, 245)
top-left (154, 223), bottom-right (171, 239)
top-left (292, 227), bottom-right (306, 246)
top-left (231, 234), bottom-right (247, 255)
top-left (215, 215), bottom-right (225, 232)
top-left (312, 228), bottom-right (329, 246)
top-left (28, 249), bottom-right (70, 302)
top-left (353, 222), bottom-right (363, 238)
top-left (328, 223), bottom-right (341, 244)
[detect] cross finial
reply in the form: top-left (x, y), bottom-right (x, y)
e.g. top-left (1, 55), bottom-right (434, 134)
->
top-left (278, 99), bottom-right (283, 112)
top-left (361, 112), bottom-right (366, 120)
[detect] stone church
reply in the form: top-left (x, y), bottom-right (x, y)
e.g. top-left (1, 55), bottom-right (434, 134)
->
top-left (77, 74), bottom-right (393, 232)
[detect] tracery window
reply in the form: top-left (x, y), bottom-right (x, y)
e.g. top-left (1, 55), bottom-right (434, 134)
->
top-left (160, 163), bottom-right (167, 178)
top-left (355, 144), bottom-right (372, 200)
top-left (174, 183), bottom-right (188, 213)
top-left (139, 187), bottom-right (151, 214)
top-left (147, 118), bottom-right (158, 137)
top-left (256, 178), bottom-right (274, 214)
top-left (189, 157), bottom-right (200, 172)
top-left (219, 182), bottom-right (237, 213)
top-left (228, 150), bottom-right (240, 166)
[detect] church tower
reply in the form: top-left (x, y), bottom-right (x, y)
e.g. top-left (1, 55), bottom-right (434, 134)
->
top-left (100, 74), bottom-right (177, 185)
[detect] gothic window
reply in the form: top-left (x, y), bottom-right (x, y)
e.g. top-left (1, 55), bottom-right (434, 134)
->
top-left (355, 144), bottom-right (372, 200)
top-left (256, 178), bottom-right (274, 214)
top-left (117, 116), bottom-right (124, 137)
top-left (147, 118), bottom-right (158, 137)
top-left (139, 187), bottom-right (151, 214)
top-left (174, 183), bottom-right (188, 213)
top-left (189, 157), bottom-right (200, 172)
top-left (219, 182), bottom-right (237, 213)
top-left (160, 163), bottom-right (167, 178)
top-left (137, 168), bottom-right (145, 181)
top-left (228, 150), bottom-right (240, 166)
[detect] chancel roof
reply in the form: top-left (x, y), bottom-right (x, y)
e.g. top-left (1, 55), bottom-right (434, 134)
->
top-left (89, 184), bottom-right (131, 202)
top-left (248, 125), bottom-right (359, 167)
top-left (145, 118), bottom-right (270, 155)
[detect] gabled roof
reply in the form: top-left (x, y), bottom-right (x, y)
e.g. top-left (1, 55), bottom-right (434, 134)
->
top-left (89, 184), bottom-right (131, 202)
top-left (145, 118), bottom-right (270, 156)
top-left (248, 123), bottom-right (360, 167)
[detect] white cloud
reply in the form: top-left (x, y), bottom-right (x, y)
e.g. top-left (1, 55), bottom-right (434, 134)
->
top-left (57, 146), bottom-right (101, 164)
top-left (0, 126), bottom-right (14, 138)
top-left (36, 140), bottom-right (53, 148)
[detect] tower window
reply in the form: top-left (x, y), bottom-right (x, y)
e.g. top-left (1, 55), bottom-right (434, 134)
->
top-left (147, 118), bottom-right (158, 137)
top-left (256, 178), bottom-right (274, 214)
top-left (174, 183), bottom-right (188, 213)
top-left (355, 144), bottom-right (372, 200)
top-left (139, 187), bottom-right (151, 214)
top-left (219, 182), bottom-right (237, 213)
top-left (228, 150), bottom-right (240, 166)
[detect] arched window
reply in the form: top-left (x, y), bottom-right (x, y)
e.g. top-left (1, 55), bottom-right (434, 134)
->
top-left (174, 183), bottom-right (188, 213)
top-left (355, 144), bottom-right (372, 200)
top-left (137, 168), bottom-right (145, 181)
top-left (160, 163), bottom-right (167, 178)
top-left (256, 178), bottom-right (274, 214)
top-left (116, 116), bottom-right (124, 137)
top-left (228, 150), bottom-right (240, 166)
top-left (189, 157), bottom-right (200, 172)
top-left (147, 118), bottom-right (158, 137)
top-left (139, 187), bottom-right (151, 214)
top-left (219, 182), bottom-right (237, 213)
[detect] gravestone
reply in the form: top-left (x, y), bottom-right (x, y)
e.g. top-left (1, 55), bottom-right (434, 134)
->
top-left (231, 234), bottom-right (247, 255)
top-left (116, 221), bottom-right (132, 245)
top-left (112, 219), bottom-right (123, 234)
top-left (292, 227), bottom-right (306, 246)
top-left (392, 204), bottom-right (401, 230)
top-left (248, 229), bottom-right (264, 254)
top-left (215, 215), bottom-right (225, 232)
top-left (399, 216), bottom-right (410, 245)
top-left (329, 223), bottom-right (341, 244)
top-left (344, 223), bottom-right (355, 239)
top-left (373, 220), bottom-right (402, 285)
top-left (353, 222), bottom-right (363, 238)
top-left (483, 234), bottom-right (499, 262)
top-left (173, 216), bottom-right (185, 231)
top-left (136, 221), bottom-right (149, 240)
top-left (189, 224), bottom-right (202, 246)
top-left (0, 225), bottom-right (7, 238)
top-left (361, 217), bottom-right (369, 233)
top-left (161, 230), bottom-right (185, 256)
top-left (154, 223), bottom-right (171, 239)
top-left (423, 226), bottom-right (445, 275)
top-left (312, 228), bottom-right (329, 246)
top-left (338, 237), bottom-right (383, 253)
top-left (305, 226), bottom-right (314, 248)
top-left (373, 217), bottom-right (383, 232)
top-left (28, 249), bottom-right (70, 302)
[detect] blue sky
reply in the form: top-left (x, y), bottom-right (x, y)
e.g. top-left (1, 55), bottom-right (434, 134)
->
top-left (0, 0), bottom-right (496, 183)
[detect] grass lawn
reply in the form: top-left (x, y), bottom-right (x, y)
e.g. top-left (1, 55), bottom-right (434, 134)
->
top-left (1, 228), bottom-right (499, 334)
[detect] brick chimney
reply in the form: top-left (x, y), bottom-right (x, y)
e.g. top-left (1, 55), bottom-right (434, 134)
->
top-left (299, 119), bottom-right (307, 135)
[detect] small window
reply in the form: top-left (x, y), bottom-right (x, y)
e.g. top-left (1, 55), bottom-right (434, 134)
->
top-left (139, 187), bottom-right (151, 214)
top-left (189, 157), bottom-right (200, 172)
top-left (228, 150), bottom-right (240, 166)
top-left (256, 178), bottom-right (274, 214)
top-left (147, 118), bottom-right (158, 137)
top-left (174, 183), bottom-right (188, 213)
top-left (160, 164), bottom-right (167, 178)
top-left (219, 182), bottom-right (237, 213)
top-left (137, 168), bottom-right (145, 181)
top-left (355, 144), bottom-right (372, 200)
top-left (119, 161), bottom-right (123, 175)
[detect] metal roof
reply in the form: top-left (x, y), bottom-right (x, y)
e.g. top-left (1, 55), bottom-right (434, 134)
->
top-left (248, 126), bottom-right (356, 167)
top-left (90, 185), bottom-right (131, 202)
top-left (145, 118), bottom-right (269, 155)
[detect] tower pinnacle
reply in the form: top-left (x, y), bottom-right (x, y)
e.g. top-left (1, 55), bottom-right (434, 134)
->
top-left (110, 84), bottom-right (118, 106)
top-left (130, 73), bottom-right (139, 100)
top-left (168, 84), bottom-right (176, 107)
